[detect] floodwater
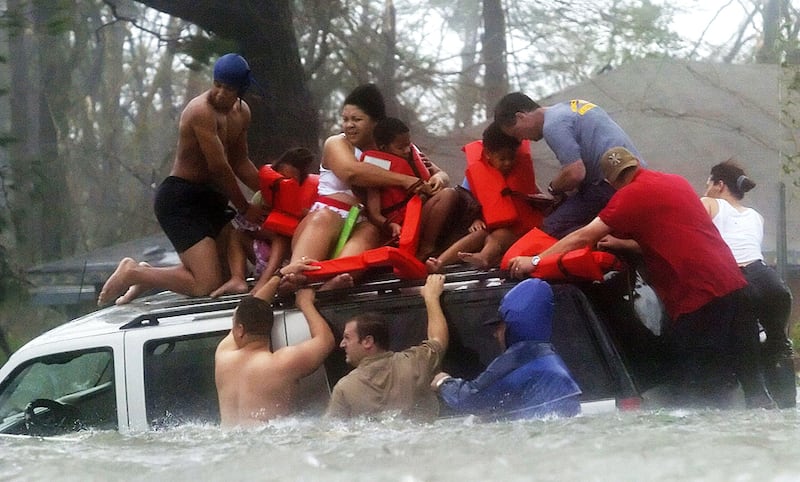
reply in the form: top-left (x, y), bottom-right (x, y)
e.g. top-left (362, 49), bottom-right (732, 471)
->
top-left (3, 408), bottom-right (800, 481)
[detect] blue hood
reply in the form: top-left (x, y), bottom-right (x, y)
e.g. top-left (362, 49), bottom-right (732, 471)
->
top-left (499, 278), bottom-right (554, 346)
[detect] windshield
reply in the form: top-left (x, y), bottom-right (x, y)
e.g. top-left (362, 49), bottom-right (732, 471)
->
top-left (0, 349), bottom-right (114, 421)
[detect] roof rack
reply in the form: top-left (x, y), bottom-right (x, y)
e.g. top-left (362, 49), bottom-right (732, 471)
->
top-left (304, 266), bottom-right (510, 302)
top-left (119, 299), bottom-right (241, 330)
top-left (119, 265), bottom-right (512, 330)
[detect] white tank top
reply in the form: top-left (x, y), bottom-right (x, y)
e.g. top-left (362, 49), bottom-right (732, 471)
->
top-left (711, 198), bottom-right (764, 265)
top-left (316, 134), bottom-right (359, 197)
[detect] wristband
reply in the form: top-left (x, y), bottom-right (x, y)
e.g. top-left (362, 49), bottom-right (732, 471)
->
top-left (531, 255), bottom-right (541, 270)
top-left (435, 375), bottom-right (451, 389)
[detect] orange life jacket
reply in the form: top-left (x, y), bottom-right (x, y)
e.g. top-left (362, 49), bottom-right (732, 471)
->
top-left (531, 247), bottom-right (624, 282)
top-left (258, 165), bottom-right (319, 236)
top-left (501, 228), bottom-right (624, 282)
top-left (360, 149), bottom-right (431, 225)
top-left (500, 228), bottom-right (558, 270)
top-left (463, 140), bottom-right (543, 234)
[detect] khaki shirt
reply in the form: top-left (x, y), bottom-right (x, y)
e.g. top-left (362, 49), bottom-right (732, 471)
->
top-left (326, 339), bottom-right (445, 419)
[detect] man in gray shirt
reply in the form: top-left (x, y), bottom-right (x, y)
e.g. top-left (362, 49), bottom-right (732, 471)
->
top-left (495, 93), bottom-right (643, 238)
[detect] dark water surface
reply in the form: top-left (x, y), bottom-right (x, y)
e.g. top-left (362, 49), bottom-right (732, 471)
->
top-left (3, 408), bottom-right (800, 481)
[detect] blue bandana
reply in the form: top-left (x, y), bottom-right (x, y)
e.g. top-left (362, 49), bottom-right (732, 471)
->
top-left (213, 53), bottom-right (252, 96)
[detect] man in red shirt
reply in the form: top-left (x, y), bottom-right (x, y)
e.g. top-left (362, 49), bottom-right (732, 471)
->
top-left (507, 147), bottom-right (774, 409)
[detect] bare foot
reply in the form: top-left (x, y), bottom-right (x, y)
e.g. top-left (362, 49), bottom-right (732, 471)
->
top-left (98, 257), bottom-right (138, 306)
top-left (426, 257), bottom-right (444, 274)
top-left (320, 273), bottom-right (354, 291)
top-left (457, 251), bottom-right (491, 270)
top-left (115, 262), bottom-right (153, 305)
top-left (210, 277), bottom-right (249, 298)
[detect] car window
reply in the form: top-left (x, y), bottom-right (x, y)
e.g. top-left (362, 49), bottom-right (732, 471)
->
top-left (0, 349), bottom-right (116, 434)
top-left (144, 331), bottom-right (226, 429)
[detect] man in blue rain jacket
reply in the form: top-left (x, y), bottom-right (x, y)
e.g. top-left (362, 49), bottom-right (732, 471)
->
top-left (431, 278), bottom-right (581, 420)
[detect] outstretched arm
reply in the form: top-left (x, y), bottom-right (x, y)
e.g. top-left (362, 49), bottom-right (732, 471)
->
top-left (421, 274), bottom-right (448, 350)
top-left (323, 135), bottom-right (433, 195)
top-left (227, 126), bottom-right (260, 193)
top-left (286, 288), bottom-right (336, 377)
top-left (252, 258), bottom-right (320, 301)
top-left (596, 235), bottom-right (641, 253)
top-left (189, 101), bottom-right (251, 214)
top-left (420, 151), bottom-right (451, 193)
top-left (539, 216), bottom-right (611, 257)
top-left (507, 216), bottom-right (612, 278)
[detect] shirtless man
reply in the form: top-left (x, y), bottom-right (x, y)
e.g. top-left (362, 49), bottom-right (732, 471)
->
top-left (215, 259), bottom-right (335, 427)
top-left (98, 53), bottom-right (263, 305)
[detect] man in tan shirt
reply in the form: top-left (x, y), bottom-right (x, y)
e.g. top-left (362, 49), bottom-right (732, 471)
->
top-left (215, 260), bottom-right (334, 427)
top-left (325, 274), bottom-right (448, 419)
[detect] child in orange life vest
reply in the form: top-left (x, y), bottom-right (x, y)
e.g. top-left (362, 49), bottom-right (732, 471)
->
top-left (211, 147), bottom-right (318, 297)
top-left (363, 117), bottom-right (457, 258)
top-left (426, 122), bottom-right (545, 273)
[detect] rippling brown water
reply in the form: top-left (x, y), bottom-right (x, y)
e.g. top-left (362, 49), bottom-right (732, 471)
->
top-left (2, 408), bottom-right (800, 481)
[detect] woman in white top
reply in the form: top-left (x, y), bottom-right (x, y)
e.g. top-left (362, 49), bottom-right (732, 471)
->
top-left (701, 160), bottom-right (795, 407)
top-left (289, 84), bottom-right (433, 288)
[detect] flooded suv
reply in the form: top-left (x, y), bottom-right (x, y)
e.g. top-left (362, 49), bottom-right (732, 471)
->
top-left (0, 268), bottom-right (647, 436)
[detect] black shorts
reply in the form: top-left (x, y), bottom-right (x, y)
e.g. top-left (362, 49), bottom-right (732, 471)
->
top-left (154, 176), bottom-right (234, 253)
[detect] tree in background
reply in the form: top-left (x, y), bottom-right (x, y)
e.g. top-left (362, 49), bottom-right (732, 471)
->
top-left (3, 1), bottom-right (795, 261)
top-left (482, 0), bottom-right (507, 119)
top-left (1, 0), bottom-right (796, 341)
top-left (136, 0), bottom-right (318, 163)
top-left (1, 0), bottom-right (317, 268)
top-left (502, 0), bottom-right (683, 97)
top-left (6, 0), bottom-right (78, 263)
top-left (4, 1), bottom-right (196, 260)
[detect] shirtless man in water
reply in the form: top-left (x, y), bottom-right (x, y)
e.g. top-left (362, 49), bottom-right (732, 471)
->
top-left (98, 53), bottom-right (263, 305)
top-left (215, 259), bottom-right (334, 427)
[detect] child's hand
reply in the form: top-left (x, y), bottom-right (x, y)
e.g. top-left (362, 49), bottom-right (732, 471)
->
top-left (469, 219), bottom-right (486, 232)
top-left (428, 173), bottom-right (447, 193)
top-left (408, 179), bottom-right (434, 197)
top-left (379, 220), bottom-right (402, 246)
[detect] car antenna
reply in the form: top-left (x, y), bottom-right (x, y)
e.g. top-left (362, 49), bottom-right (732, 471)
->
top-left (78, 259), bottom-right (88, 306)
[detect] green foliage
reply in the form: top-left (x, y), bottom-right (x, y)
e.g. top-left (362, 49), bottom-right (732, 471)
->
top-left (503, 0), bottom-right (683, 96)
top-left (780, 66), bottom-right (800, 188)
top-left (1, 6), bottom-right (27, 32)
top-left (0, 0), bottom-right (787, 270)
top-left (292, 0), bottom-right (685, 132)
top-left (175, 35), bottom-right (240, 71)
top-left (0, 244), bottom-right (26, 305)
